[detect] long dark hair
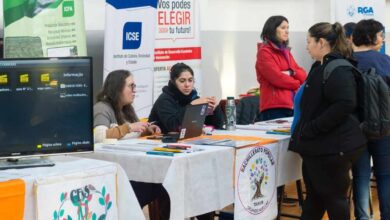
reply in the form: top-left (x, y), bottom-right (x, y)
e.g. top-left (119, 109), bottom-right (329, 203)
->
top-left (261, 15), bottom-right (289, 46)
top-left (353, 19), bottom-right (384, 46)
top-left (169, 62), bottom-right (194, 83)
top-left (97, 70), bottom-right (138, 125)
top-left (308, 22), bottom-right (352, 59)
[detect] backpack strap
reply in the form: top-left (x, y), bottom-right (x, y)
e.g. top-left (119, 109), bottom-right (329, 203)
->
top-left (323, 59), bottom-right (354, 84)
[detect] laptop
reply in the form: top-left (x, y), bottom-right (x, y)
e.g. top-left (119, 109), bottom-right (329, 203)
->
top-left (178, 103), bottom-right (209, 139)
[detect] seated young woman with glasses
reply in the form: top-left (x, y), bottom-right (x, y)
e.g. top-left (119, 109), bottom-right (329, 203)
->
top-left (93, 69), bottom-right (161, 143)
top-left (94, 69), bottom-right (172, 219)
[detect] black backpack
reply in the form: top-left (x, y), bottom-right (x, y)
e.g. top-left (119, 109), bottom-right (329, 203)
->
top-left (323, 59), bottom-right (390, 139)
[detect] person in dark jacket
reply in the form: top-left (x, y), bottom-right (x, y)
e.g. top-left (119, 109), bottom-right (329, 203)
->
top-left (148, 62), bottom-right (224, 220)
top-left (149, 62), bottom-right (224, 134)
top-left (352, 19), bottom-right (390, 220)
top-left (289, 22), bottom-right (366, 220)
top-left (255, 15), bottom-right (306, 121)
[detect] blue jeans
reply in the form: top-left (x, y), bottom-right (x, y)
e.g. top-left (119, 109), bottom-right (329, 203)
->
top-left (258, 108), bottom-right (293, 121)
top-left (352, 136), bottom-right (390, 220)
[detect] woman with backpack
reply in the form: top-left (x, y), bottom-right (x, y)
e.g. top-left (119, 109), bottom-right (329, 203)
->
top-left (288, 22), bottom-right (367, 220)
top-left (352, 19), bottom-right (390, 220)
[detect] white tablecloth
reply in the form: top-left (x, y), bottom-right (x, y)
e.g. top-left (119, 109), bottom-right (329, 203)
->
top-left (0, 156), bottom-right (144, 220)
top-left (81, 140), bottom-right (235, 220)
top-left (213, 129), bottom-right (302, 186)
top-left (80, 125), bottom-right (301, 220)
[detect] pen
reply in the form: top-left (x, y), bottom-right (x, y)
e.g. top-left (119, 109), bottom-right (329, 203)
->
top-left (166, 144), bottom-right (191, 149)
top-left (146, 151), bottom-right (174, 156)
top-left (266, 131), bottom-right (291, 135)
top-left (148, 121), bottom-right (157, 125)
top-left (153, 147), bottom-right (183, 153)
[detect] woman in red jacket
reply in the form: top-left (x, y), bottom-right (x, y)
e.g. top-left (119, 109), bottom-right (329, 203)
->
top-left (256, 15), bottom-right (306, 121)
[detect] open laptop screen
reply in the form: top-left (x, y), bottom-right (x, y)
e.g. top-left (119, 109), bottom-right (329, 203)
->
top-left (179, 103), bottom-right (208, 139)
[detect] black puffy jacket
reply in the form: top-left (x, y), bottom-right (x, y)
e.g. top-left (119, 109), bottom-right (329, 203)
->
top-left (289, 53), bottom-right (366, 155)
top-left (148, 82), bottom-right (225, 134)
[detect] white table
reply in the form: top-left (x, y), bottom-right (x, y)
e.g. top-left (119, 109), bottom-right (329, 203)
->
top-left (0, 156), bottom-right (145, 220)
top-left (81, 140), bottom-right (235, 220)
top-left (81, 127), bottom-right (302, 220)
top-left (211, 128), bottom-right (302, 220)
top-left (214, 129), bottom-right (302, 186)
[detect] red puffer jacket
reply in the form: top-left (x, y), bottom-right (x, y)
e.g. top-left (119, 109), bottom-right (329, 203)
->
top-left (255, 41), bottom-right (306, 112)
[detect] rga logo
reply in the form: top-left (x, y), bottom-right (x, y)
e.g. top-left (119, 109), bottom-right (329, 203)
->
top-left (123, 22), bottom-right (142, 49)
top-left (237, 146), bottom-right (276, 215)
top-left (347, 5), bottom-right (355, 17)
top-left (357, 6), bottom-right (374, 16)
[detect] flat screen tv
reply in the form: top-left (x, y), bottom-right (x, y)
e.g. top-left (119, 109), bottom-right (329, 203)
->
top-left (0, 57), bottom-right (93, 169)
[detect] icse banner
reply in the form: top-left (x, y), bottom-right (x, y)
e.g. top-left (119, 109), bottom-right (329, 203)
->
top-left (104, 0), bottom-right (158, 118)
top-left (3, 0), bottom-right (87, 58)
top-left (332, 0), bottom-right (386, 52)
top-left (153, 0), bottom-right (202, 101)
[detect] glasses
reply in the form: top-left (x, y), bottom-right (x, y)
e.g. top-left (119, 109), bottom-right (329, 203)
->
top-left (379, 31), bottom-right (385, 39)
top-left (127, 83), bottom-right (136, 91)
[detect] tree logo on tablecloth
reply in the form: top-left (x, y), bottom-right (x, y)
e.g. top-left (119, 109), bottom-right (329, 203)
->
top-left (52, 185), bottom-right (112, 220)
top-left (237, 146), bottom-right (276, 215)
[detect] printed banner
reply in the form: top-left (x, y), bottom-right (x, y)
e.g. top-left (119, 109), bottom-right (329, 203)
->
top-left (333, 0), bottom-right (386, 52)
top-left (104, 0), bottom-right (158, 118)
top-left (35, 166), bottom-right (118, 220)
top-left (3, 0), bottom-right (87, 58)
top-left (234, 143), bottom-right (279, 220)
top-left (153, 0), bottom-right (202, 101)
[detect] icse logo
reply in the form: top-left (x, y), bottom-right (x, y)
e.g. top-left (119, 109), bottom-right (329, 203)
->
top-left (237, 146), bottom-right (276, 215)
top-left (123, 22), bottom-right (142, 49)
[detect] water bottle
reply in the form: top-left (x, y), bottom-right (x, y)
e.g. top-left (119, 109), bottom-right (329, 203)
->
top-left (225, 96), bottom-right (236, 130)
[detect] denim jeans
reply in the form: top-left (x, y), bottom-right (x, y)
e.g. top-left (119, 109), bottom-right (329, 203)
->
top-left (352, 136), bottom-right (390, 220)
top-left (258, 108), bottom-right (293, 121)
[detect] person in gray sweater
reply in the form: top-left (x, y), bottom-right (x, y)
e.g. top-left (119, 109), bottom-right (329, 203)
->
top-left (93, 69), bottom-right (160, 143)
top-left (94, 69), bottom-right (169, 219)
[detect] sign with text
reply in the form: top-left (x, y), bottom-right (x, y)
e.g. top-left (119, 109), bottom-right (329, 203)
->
top-left (104, 0), bottom-right (158, 117)
top-left (35, 165), bottom-right (118, 220)
top-left (3, 0), bottom-right (87, 58)
top-left (153, 0), bottom-right (202, 102)
top-left (234, 143), bottom-right (278, 220)
top-left (332, 0), bottom-right (386, 53)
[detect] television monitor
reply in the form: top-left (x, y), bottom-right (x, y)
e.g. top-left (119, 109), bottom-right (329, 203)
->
top-left (0, 57), bottom-right (93, 169)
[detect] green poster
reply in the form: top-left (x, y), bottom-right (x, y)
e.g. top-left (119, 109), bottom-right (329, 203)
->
top-left (3, 0), bottom-right (87, 58)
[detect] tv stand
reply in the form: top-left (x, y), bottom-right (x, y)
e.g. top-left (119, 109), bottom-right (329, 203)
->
top-left (0, 157), bottom-right (55, 170)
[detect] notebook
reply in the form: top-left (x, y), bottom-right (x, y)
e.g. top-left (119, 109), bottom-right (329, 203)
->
top-left (179, 103), bottom-right (208, 139)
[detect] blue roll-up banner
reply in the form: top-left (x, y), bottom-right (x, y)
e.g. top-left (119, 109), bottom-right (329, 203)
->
top-left (104, 0), bottom-right (158, 118)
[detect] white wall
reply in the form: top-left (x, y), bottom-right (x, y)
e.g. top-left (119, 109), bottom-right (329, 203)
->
top-left (200, 0), bottom-right (390, 99)
top-left (83, 0), bottom-right (105, 30)
top-left (200, 0), bottom-right (329, 32)
top-left (199, 0), bottom-right (330, 99)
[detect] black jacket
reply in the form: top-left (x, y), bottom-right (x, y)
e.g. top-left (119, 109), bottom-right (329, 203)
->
top-left (148, 81), bottom-right (225, 134)
top-left (289, 53), bottom-right (366, 155)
